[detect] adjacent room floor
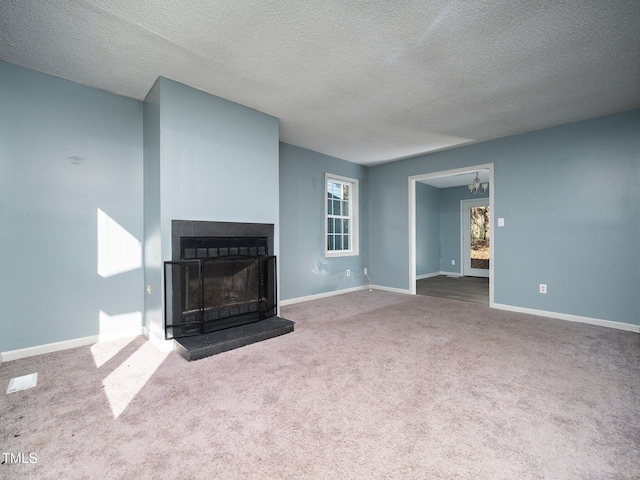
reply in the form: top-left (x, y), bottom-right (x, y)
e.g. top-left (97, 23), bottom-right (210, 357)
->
top-left (416, 274), bottom-right (489, 306)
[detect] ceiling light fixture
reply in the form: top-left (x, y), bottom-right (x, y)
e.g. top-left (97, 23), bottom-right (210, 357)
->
top-left (468, 172), bottom-right (489, 195)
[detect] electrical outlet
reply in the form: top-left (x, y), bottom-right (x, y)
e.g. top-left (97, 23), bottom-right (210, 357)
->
top-left (539, 284), bottom-right (547, 294)
top-left (364, 267), bottom-right (368, 275)
top-left (347, 269), bottom-right (351, 277)
top-left (451, 260), bottom-right (455, 265)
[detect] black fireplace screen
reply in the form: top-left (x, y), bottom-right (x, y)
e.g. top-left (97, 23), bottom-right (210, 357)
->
top-left (164, 255), bottom-right (277, 339)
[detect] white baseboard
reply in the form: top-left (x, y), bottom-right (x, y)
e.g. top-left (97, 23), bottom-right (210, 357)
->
top-left (6, 301), bottom-right (633, 363)
top-left (370, 284), bottom-right (412, 295)
top-left (416, 272), bottom-right (440, 280)
top-left (492, 303), bottom-right (640, 333)
top-left (1, 327), bottom-right (145, 363)
top-left (143, 326), bottom-right (175, 352)
top-left (284, 284), bottom-right (639, 334)
top-left (280, 284), bottom-right (413, 307)
top-left (416, 271), bottom-right (462, 280)
top-left (280, 285), bottom-right (370, 306)
top-left (439, 271), bottom-right (462, 277)
top-left (99, 327), bottom-right (144, 343)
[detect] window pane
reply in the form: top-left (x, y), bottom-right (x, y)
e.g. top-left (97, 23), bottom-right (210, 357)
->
top-left (328, 218), bottom-right (334, 233)
top-left (333, 199), bottom-right (341, 215)
top-left (344, 235), bottom-right (349, 250)
top-left (327, 198), bottom-right (333, 215)
top-left (343, 200), bottom-right (349, 216)
top-left (343, 219), bottom-right (349, 234)
top-left (329, 182), bottom-right (340, 199)
top-left (335, 220), bottom-right (342, 234)
top-left (328, 235), bottom-right (334, 250)
top-left (342, 185), bottom-right (350, 200)
top-left (335, 235), bottom-right (343, 250)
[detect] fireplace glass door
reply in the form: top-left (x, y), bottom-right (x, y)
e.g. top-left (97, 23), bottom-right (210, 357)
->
top-left (164, 255), bottom-right (276, 339)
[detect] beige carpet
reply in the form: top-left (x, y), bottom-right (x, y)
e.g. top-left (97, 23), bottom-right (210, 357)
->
top-left (1, 290), bottom-right (639, 479)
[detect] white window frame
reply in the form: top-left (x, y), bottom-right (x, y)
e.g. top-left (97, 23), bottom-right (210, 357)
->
top-left (325, 173), bottom-right (359, 257)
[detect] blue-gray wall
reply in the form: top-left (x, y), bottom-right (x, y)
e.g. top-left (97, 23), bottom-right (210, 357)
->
top-left (279, 143), bottom-right (369, 300)
top-left (415, 182), bottom-right (440, 276)
top-left (370, 110), bottom-right (640, 326)
top-left (143, 78), bottom-right (280, 342)
top-left (142, 78), bottom-right (162, 341)
top-left (0, 61), bottom-right (144, 352)
top-left (1, 61), bottom-right (638, 355)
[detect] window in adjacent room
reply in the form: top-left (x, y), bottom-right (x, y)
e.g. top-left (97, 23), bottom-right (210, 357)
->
top-left (325, 173), bottom-right (359, 257)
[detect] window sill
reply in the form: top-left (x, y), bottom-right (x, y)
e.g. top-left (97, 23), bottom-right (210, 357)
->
top-left (325, 250), bottom-right (359, 258)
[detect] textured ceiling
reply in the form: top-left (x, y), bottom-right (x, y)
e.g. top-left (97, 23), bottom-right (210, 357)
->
top-left (1, 0), bottom-right (639, 165)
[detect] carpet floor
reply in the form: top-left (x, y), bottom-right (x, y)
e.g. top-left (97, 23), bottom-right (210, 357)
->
top-left (1, 290), bottom-right (639, 479)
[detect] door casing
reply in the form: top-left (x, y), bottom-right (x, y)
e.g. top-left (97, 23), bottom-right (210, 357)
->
top-left (461, 198), bottom-right (490, 278)
top-left (408, 163), bottom-right (494, 307)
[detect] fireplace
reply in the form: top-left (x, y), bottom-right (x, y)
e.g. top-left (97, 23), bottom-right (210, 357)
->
top-left (164, 221), bottom-right (277, 340)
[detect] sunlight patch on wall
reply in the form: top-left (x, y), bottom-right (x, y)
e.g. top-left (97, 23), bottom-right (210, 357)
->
top-left (99, 309), bottom-right (142, 336)
top-left (102, 342), bottom-right (169, 418)
top-left (97, 208), bottom-right (142, 277)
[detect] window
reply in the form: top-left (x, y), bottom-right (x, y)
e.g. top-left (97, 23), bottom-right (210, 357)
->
top-left (325, 173), bottom-right (358, 257)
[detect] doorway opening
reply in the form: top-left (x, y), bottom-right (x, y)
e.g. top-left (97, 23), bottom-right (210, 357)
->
top-left (408, 164), bottom-right (494, 307)
top-left (461, 198), bottom-right (490, 278)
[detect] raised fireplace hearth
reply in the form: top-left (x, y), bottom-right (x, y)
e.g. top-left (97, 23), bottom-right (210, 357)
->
top-left (164, 220), bottom-right (293, 360)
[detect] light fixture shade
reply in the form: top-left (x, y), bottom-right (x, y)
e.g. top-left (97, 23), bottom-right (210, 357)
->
top-left (468, 173), bottom-right (488, 195)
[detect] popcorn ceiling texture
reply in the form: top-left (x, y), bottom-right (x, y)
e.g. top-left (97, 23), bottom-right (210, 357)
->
top-left (1, 1), bottom-right (639, 164)
top-left (1, 290), bottom-right (639, 479)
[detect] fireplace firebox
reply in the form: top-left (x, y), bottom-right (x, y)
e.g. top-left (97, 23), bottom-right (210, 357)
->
top-left (164, 221), bottom-right (277, 340)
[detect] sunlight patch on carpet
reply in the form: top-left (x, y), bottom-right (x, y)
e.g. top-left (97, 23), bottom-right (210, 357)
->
top-left (102, 342), bottom-right (168, 418)
top-left (90, 336), bottom-right (139, 368)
